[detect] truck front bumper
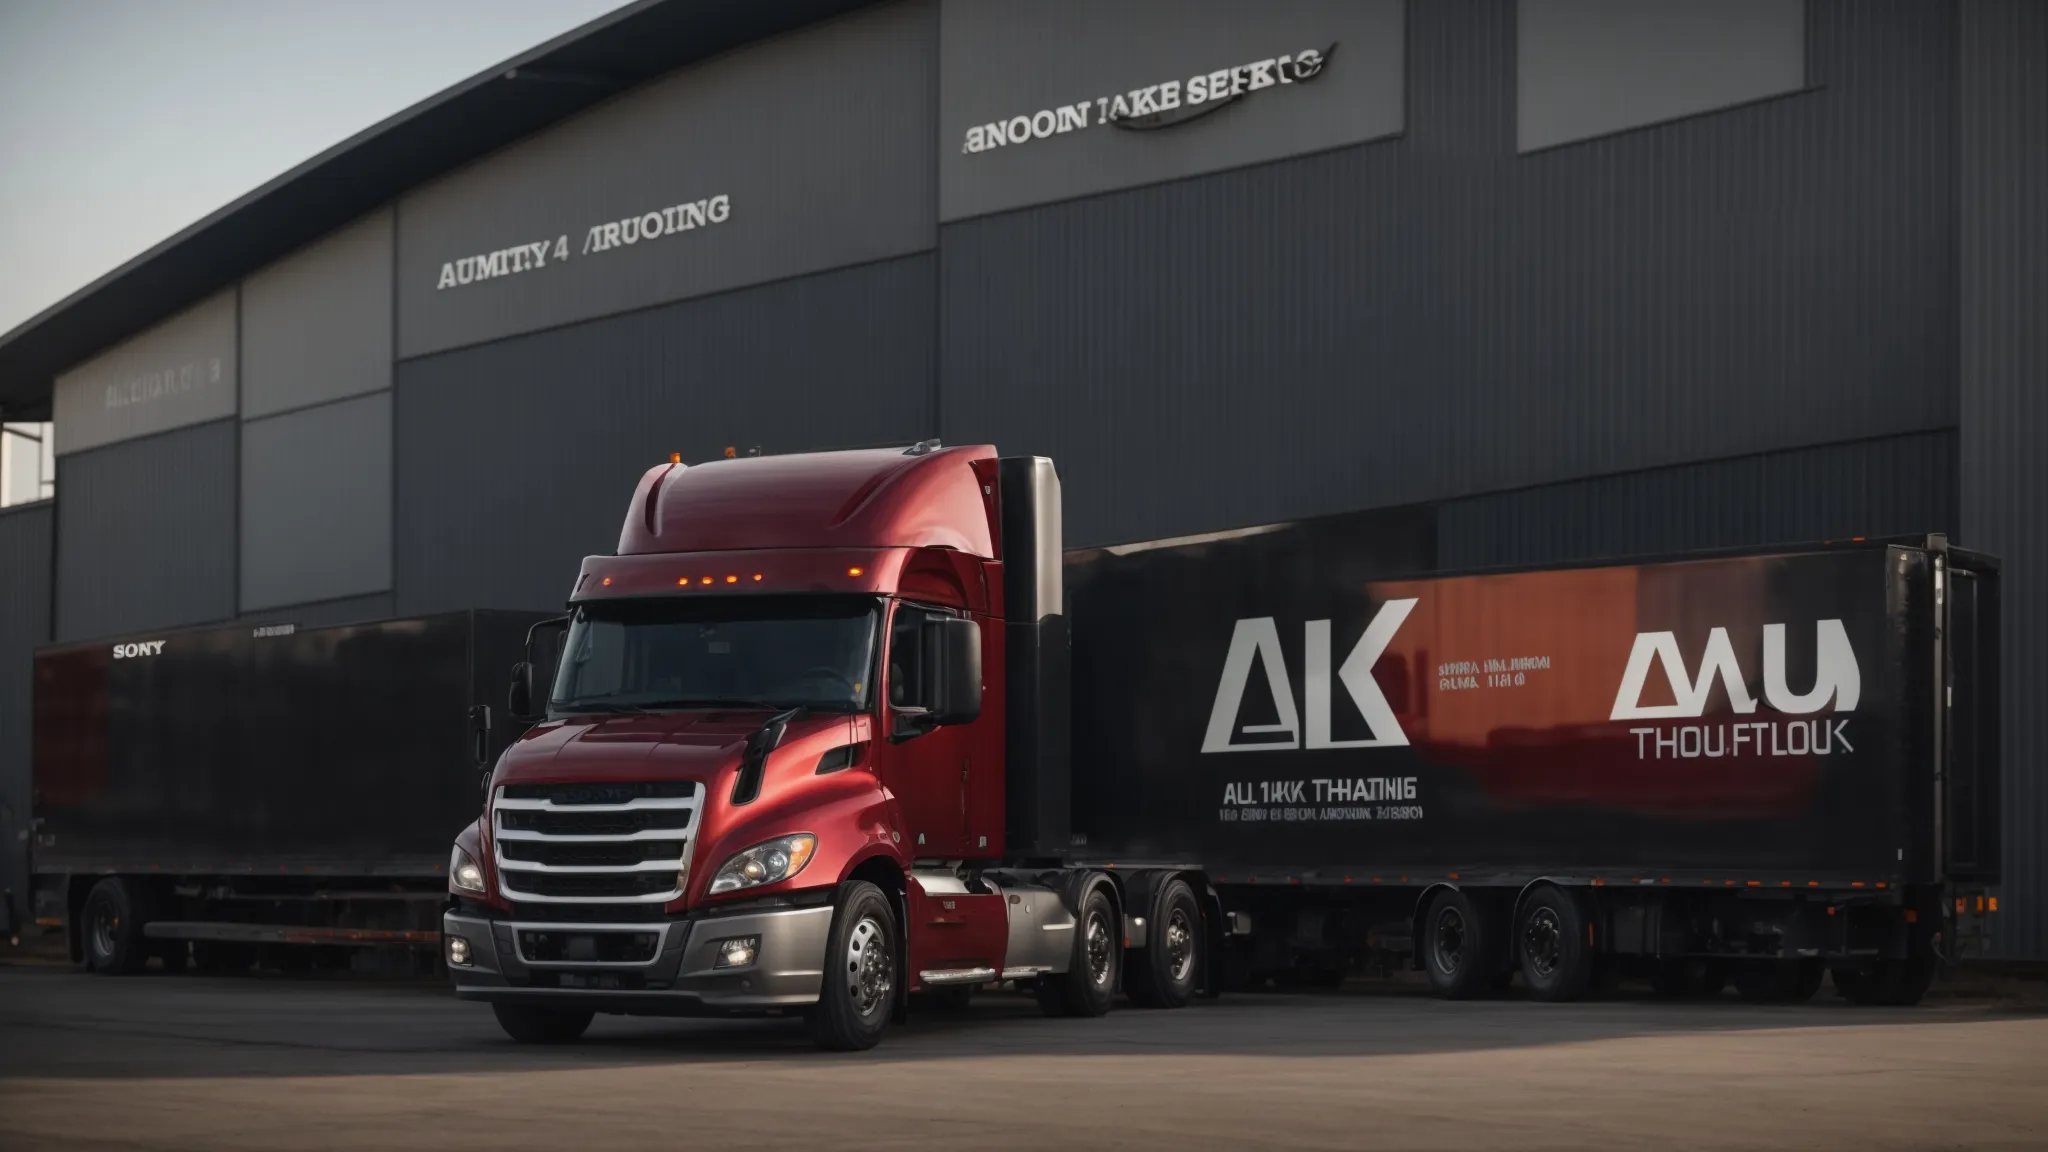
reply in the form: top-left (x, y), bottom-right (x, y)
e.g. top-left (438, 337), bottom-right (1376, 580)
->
top-left (443, 902), bottom-right (833, 1016)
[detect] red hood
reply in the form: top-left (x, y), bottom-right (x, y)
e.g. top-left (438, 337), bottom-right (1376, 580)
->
top-left (495, 709), bottom-right (841, 785)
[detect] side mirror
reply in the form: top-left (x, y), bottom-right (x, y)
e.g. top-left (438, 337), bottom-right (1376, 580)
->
top-left (469, 704), bottom-right (492, 768)
top-left (508, 662), bottom-right (539, 721)
top-left (925, 616), bottom-right (982, 726)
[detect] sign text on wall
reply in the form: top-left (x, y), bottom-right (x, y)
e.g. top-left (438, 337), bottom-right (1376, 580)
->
top-left (104, 357), bottom-right (224, 412)
top-left (435, 193), bottom-right (732, 291)
top-left (961, 45), bottom-right (1334, 155)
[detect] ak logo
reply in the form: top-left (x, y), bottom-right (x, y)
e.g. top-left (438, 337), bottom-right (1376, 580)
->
top-left (1609, 620), bottom-right (1860, 721)
top-left (1202, 600), bottom-right (1418, 753)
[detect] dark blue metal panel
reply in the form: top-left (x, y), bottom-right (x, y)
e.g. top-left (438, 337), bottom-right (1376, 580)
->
top-left (940, 0), bottom-right (1957, 548)
top-left (394, 254), bottom-right (936, 616)
top-left (55, 421), bottom-right (238, 642)
top-left (1439, 431), bottom-right (1956, 571)
top-left (1960, 0), bottom-right (2048, 960)
top-left (0, 501), bottom-right (53, 924)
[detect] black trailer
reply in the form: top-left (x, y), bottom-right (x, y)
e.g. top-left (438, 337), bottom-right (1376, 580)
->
top-left (1067, 524), bottom-right (2000, 1004)
top-left (27, 610), bottom-right (542, 973)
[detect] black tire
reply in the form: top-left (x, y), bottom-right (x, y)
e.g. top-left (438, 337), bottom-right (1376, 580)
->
top-left (1515, 885), bottom-right (1594, 1002)
top-left (806, 880), bottom-right (898, 1051)
top-left (1037, 885), bottom-right (1119, 1018)
top-left (191, 941), bottom-right (256, 973)
top-left (1126, 879), bottom-right (1203, 1009)
top-left (919, 984), bottom-right (976, 1013)
top-left (1832, 966), bottom-right (1872, 1002)
top-left (1421, 888), bottom-right (1494, 1000)
top-left (1848, 956), bottom-right (1933, 1007)
top-left (491, 1002), bottom-right (594, 1044)
top-left (81, 878), bottom-right (148, 975)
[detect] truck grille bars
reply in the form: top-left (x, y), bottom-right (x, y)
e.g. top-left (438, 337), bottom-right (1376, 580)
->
top-left (491, 781), bottom-right (699, 905)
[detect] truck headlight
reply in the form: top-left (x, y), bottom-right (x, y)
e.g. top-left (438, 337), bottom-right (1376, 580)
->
top-left (708, 834), bottom-right (816, 895)
top-left (450, 844), bottom-right (486, 894)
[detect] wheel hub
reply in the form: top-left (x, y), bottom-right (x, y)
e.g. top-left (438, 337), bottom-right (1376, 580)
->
top-left (1165, 910), bottom-right (1194, 982)
top-left (1524, 907), bottom-right (1562, 978)
top-left (845, 915), bottom-right (892, 1017)
top-left (1433, 907), bottom-right (1466, 976)
top-left (1085, 911), bottom-right (1113, 986)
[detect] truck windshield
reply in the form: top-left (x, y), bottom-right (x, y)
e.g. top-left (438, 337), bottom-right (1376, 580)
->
top-left (549, 595), bottom-right (879, 716)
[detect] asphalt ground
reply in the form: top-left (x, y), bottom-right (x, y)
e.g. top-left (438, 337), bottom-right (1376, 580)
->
top-left (1, 963), bottom-right (2044, 1151)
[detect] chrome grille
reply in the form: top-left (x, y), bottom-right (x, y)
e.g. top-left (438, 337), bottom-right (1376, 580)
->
top-left (492, 783), bottom-right (699, 905)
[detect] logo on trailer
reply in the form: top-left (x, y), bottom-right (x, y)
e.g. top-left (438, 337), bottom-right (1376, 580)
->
top-left (1202, 600), bottom-right (1418, 753)
top-left (111, 640), bottom-right (165, 659)
top-left (1609, 620), bottom-right (1860, 721)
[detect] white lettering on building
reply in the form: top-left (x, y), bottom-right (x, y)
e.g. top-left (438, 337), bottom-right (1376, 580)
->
top-left (962, 47), bottom-right (1330, 155)
top-left (433, 192), bottom-right (731, 291)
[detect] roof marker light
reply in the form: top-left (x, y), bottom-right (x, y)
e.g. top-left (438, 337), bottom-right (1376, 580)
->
top-left (601, 577), bottom-right (612, 586)
top-left (677, 577), bottom-right (689, 586)
top-left (752, 573), bottom-right (763, 582)
top-left (725, 575), bottom-right (738, 584)
top-left (724, 446), bottom-right (737, 458)
top-left (701, 576), bottom-right (713, 585)
top-left (670, 452), bottom-right (681, 464)
top-left (848, 566), bottom-right (864, 577)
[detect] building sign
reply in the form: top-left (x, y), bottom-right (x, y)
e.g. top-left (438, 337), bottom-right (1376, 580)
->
top-left (961, 46), bottom-right (1334, 154)
top-left (103, 356), bottom-right (225, 412)
top-left (54, 288), bottom-right (238, 455)
top-left (433, 193), bottom-right (732, 291)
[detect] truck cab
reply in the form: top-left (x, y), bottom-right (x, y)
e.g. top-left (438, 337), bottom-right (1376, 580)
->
top-left (442, 444), bottom-right (1150, 1049)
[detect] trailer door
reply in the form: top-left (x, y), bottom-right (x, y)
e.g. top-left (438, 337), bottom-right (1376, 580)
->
top-left (1943, 564), bottom-right (2000, 883)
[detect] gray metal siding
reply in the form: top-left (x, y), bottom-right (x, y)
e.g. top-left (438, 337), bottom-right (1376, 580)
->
top-left (239, 392), bottom-right (393, 612)
top-left (1517, 0), bottom-right (1807, 152)
top-left (1960, 0), bottom-right (2048, 959)
top-left (940, 0), bottom-right (1955, 549)
top-left (51, 290), bottom-right (238, 456)
top-left (395, 254), bottom-right (936, 616)
top-left (0, 502), bottom-right (52, 920)
top-left (237, 592), bottom-right (396, 631)
top-left (396, 0), bottom-right (936, 359)
top-left (241, 210), bottom-right (394, 419)
top-left (55, 421), bottom-right (238, 642)
top-left (939, 0), bottom-right (1404, 221)
top-left (1439, 431), bottom-right (1956, 571)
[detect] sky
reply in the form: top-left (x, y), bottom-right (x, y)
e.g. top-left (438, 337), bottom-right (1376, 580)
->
top-left (0, 0), bottom-right (634, 338)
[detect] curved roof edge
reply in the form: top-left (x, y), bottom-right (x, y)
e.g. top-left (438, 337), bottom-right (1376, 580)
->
top-left (0, 0), bottom-right (875, 421)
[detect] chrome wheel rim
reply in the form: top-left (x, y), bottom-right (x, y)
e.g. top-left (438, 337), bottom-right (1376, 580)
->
top-left (845, 915), bottom-right (892, 1018)
top-left (1165, 909), bottom-right (1195, 983)
top-left (1085, 911), bottom-right (1114, 986)
top-left (1433, 906), bottom-right (1466, 976)
top-left (1523, 907), bottom-right (1562, 978)
top-left (91, 903), bottom-right (118, 960)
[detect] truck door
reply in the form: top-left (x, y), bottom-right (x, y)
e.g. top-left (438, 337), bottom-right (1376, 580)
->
top-left (876, 601), bottom-right (971, 856)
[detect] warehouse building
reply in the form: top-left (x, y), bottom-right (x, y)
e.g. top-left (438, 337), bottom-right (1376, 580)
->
top-left (1, 0), bottom-right (2043, 956)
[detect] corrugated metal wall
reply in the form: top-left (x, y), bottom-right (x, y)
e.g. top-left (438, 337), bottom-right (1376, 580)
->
top-left (941, 0), bottom-right (1957, 548)
top-left (54, 422), bottom-right (238, 642)
top-left (393, 254), bottom-right (937, 615)
top-left (1960, 0), bottom-right (2048, 959)
top-left (0, 502), bottom-right (52, 922)
top-left (1441, 431), bottom-right (1957, 570)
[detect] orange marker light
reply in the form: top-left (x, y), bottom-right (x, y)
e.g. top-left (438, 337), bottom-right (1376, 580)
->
top-left (1990, 896), bottom-right (2000, 912)
top-left (848, 566), bottom-right (864, 577)
top-left (701, 576), bottom-right (713, 585)
top-left (724, 446), bottom-right (736, 458)
top-left (601, 577), bottom-right (612, 586)
top-left (670, 452), bottom-right (681, 464)
top-left (677, 577), bottom-right (688, 586)
top-left (726, 574), bottom-right (738, 584)
top-left (752, 573), bottom-right (763, 582)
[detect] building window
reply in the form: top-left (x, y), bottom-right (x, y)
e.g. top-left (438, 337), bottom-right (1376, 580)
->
top-left (1518, 0), bottom-right (1806, 153)
top-left (1, 421), bottom-right (55, 506)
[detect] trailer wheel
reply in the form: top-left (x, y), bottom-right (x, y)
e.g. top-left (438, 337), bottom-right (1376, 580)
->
top-left (1126, 879), bottom-right (1203, 1009)
top-left (806, 880), bottom-right (897, 1050)
top-left (1037, 886), bottom-right (1118, 1018)
top-left (1841, 957), bottom-right (1933, 1007)
top-left (1422, 888), bottom-right (1494, 999)
top-left (1515, 885), bottom-right (1593, 1002)
top-left (81, 878), bottom-right (148, 975)
top-left (490, 1003), bottom-right (594, 1044)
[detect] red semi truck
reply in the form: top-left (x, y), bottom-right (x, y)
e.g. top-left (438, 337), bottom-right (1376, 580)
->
top-left (442, 443), bottom-right (2001, 1049)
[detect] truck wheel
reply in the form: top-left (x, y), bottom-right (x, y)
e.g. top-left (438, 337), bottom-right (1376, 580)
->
top-left (1867, 957), bottom-right (1934, 1007)
top-left (806, 880), bottom-right (897, 1051)
top-left (1126, 879), bottom-right (1202, 1009)
top-left (490, 1003), bottom-right (594, 1044)
top-left (1422, 888), bottom-right (1493, 999)
top-left (82, 878), bottom-right (148, 975)
top-left (1516, 885), bottom-right (1593, 1002)
top-left (1037, 886), bottom-right (1118, 1018)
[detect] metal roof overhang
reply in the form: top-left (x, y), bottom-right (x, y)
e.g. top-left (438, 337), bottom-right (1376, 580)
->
top-left (0, 0), bottom-right (873, 421)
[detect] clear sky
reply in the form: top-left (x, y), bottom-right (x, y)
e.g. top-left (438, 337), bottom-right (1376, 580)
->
top-left (0, 0), bottom-right (633, 338)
